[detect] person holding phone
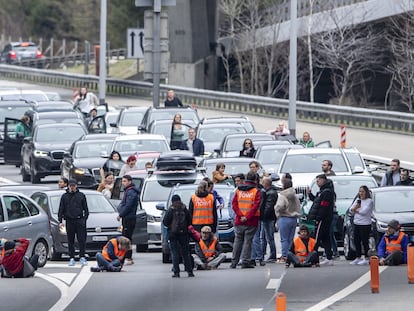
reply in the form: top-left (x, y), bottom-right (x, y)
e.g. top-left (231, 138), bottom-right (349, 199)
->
top-left (349, 185), bottom-right (373, 265)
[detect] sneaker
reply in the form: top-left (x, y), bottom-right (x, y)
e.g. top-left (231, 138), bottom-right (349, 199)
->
top-left (350, 258), bottom-right (362, 265)
top-left (172, 273), bottom-right (180, 278)
top-left (259, 260), bottom-right (266, 266)
top-left (230, 263), bottom-right (237, 269)
top-left (79, 257), bottom-right (88, 266)
top-left (187, 271), bottom-right (195, 277)
top-left (277, 257), bottom-right (287, 264)
top-left (124, 259), bottom-right (134, 265)
top-left (320, 258), bottom-right (334, 266)
top-left (357, 259), bottom-right (369, 265)
top-left (90, 267), bottom-right (101, 272)
top-left (68, 258), bottom-right (75, 266)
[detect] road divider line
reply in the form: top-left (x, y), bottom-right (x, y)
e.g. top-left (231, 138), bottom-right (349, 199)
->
top-left (304, 266), bottom-right (388, 311)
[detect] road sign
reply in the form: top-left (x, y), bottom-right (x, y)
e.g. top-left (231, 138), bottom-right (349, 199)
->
top-left (127, 28), bottom-right (144, 59)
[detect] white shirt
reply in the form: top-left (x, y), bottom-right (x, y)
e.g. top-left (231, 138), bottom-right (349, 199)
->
top-left (351, 198), bottom-right (373, 225)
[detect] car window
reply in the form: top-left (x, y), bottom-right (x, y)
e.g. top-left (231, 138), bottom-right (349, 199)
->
top-left (20, 197), bottom-right (40, 216)
top-left (114, 139), bottom-right (169, 153)
top-left (36, 126), bottom-right (86, 142)
top-left (85, 194), bottom-right (115, 213)
top-left (374, 189), bottom-right (414, 213)
top-left (31, 193), bottom-right (50, 213)
top-left (116, 177), bottom-right (144, 202)
top-left (280, 154), bottom-right (348, 173)
top-left (142, 178), bottom-right (198, 201)
top-left (257, 149), bottom-right (287, 165)
top-left (199, 127), bottom-right (246, 143)
top-left (203, 162), bottom-right (250, 177)
top-left (5, 196), bottom-right (29, 220)
top-left (120, 111), bottom-right (145, 126)
top-left (0, 202), bottom-right (4, 222)
top-left (75, 141), bottom-right (112, 158)
top-left (0, 106), bottom-right (30, 121)
top-left (344, 151), bottom-right (366, 171)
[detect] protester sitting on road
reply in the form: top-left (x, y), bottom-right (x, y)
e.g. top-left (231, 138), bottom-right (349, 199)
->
top-left (377, 219), bottom-right (409, 266)
top-left (299, 131), bottom-right (314, 148)
top-left (91, 236), bottom-right (131, 272)
top-left (0, 238), bottom-right (38, 278)
top-left (212, 163), bottom-right (232, 184)
top-left (286, 225), bottom-right (318, 268)
top-left (239, 138), bottom-right (256, 158)
top-left (192, 226), bottom-right (226, 270)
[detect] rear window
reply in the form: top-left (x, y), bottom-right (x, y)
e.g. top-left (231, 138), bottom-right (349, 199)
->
top-left (280, 153), bottom-right (348, 174)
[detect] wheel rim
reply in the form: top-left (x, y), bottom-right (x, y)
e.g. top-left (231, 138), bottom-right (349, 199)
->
top-left (35, 241), bottom-right (48, 265)
top-left (343, 233), bottom-right (349, 256)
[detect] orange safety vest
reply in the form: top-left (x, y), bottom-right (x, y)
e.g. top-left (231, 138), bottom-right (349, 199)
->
top-left (102, 238), bottom-right (127, 262)
top-left (199, 236), bottom-right (218, 259)
top-left (385, 231), bottom-right (406, 253)
top-left (191, 194), bottom-right (214, 225)
top-left (236, 188), bottom-right (260, 217)
top-left (293, 237), bottom-right (316, 263)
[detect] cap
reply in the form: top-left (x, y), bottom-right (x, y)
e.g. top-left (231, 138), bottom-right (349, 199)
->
top-left (171, 194), bottom-right (181, 203)
top-left (201, 226), bottom-right (212, 233)
top-left (4, 240), bottom-right (15, 251)
top-left (388, 219), bottom-right (400, 230)
top-left (68, 179), bottom-right (77, 186)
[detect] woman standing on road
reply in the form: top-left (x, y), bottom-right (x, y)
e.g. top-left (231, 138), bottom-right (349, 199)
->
top-left (349, 185), bottom-right (373, 265)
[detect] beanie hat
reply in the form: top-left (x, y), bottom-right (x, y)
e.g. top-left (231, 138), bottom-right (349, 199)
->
top-left (4, 240), bottom-right (15, 251)
top-left (171, 194), bottom-right (181, 203)
top-left (388, 219), bottom-right (400, 230)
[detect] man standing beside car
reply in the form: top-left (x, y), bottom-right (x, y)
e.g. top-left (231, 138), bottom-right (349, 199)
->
top-left (380, 159), bottom-right (401, 187)
top-left (116, 175), bottom-right (140, 266)
top-left (179, 128), bottom-right (205, 157)
top-left (58, 179), bottom-right (89, 266)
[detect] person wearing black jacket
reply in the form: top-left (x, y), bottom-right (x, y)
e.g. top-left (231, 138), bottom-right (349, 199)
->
top-left (260, 177), bottom-right (278, 263)
top-left (58, 179), bottom-right (89, 266)
top-left (307, 174), bottom-right (335, 266)
top-left (116, 175), bottom-right (140, 265)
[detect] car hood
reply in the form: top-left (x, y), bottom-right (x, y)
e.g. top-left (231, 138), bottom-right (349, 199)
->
top-left (373, 212), bottom-right (414, 226)
top-left (35, 141), bottom-right (73, 151)
top-left (73, 157), bottom-right (107, 169)
top-left (141, 201), bottom-right (162, 217)
top-left (51, 212), bottom-right (119, 229)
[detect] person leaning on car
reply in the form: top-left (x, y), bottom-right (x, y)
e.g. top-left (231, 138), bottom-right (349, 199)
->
top-left (377, 219), bottom-right (409, 266)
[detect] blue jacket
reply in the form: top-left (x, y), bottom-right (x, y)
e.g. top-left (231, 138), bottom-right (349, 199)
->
top-left (377, 231), bottom-right (409, 263)
top-left (179, 138), bottom-right (205, 156)
top-left (118, 183), bottom-right (140, 220)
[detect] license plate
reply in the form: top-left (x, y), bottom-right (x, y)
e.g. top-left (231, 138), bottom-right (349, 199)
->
top-left (92, 236), bottom-right (108, 242)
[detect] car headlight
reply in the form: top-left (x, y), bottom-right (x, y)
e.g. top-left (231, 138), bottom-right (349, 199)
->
top-left (33, 150), bottom-right (49, 157)
top-left (117, 225), bottom-right (123, 233)
top-left (73, 168), bottom-right (86, 175)
top-left (147, 214), bottom-right (157, 223)
top-left (376, 220), bottom-right (388, 232)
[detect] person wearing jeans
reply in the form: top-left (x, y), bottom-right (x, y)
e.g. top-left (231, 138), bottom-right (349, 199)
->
top-left (260, 177), bottom-right (278, 262)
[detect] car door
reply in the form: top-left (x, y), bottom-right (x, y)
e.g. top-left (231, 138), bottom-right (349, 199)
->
top-left (1, 195), bottom-right (32, 240)
top-left (3, 117), bottom-right (31, 165)
top-left (88, 115), bottom-right (106, 134)
top-left (132, 199), bottom-right (148, 250)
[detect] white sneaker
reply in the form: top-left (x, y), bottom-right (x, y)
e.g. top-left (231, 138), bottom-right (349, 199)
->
top-left (350, 258), bottom-right (362, 265)
top-left (357, 259), bottom-right (369, 265)
top-left (124, 259), bottom-right (134, 265)
top-left (68, 258), bottom-right (76, 266)
top-left (319, 258), bottom-right (334, 266)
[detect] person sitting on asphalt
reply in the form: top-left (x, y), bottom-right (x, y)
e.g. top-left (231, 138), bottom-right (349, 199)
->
top-left (192, 226), bottom-right (226, 270)
top-left (91, 236), bottom-right (131, 272)
top-left (286, 225), bottom-right (318, 268)
top-left (0, 238), bottom-right (39, 278)
top-left (377, 219), bottom-right (409, 266)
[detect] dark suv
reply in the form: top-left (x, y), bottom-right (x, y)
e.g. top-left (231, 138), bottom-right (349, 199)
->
top-left (0, 42), bottom-right (43, 64)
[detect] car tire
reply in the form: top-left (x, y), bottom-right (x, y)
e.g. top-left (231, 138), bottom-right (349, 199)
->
top-left (33, 239), bottom-right (49, 267)
top-left (30, 165), bottom-right (41, 184)
top-left (343, 231), bottom-right (356, 260)
top-left (21, 165), bottom-right (30, 182)
top-left (136, 243), bottom-right (148, 252)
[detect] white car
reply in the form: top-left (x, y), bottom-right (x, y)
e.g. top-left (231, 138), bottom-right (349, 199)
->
top-left (110, 134), bottom-right (170, 160)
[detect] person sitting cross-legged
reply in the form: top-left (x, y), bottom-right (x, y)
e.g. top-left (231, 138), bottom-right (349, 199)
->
top-left (286, 225), bottom-right (319, 268)
top-left (192, 226), bottom-right (226, 270)
top-left (377, 219), bottom-right (409, 266)
top-left (91, 236), bottom-right (131, 272)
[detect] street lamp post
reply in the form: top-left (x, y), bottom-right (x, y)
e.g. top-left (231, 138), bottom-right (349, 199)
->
top-left (288, 0), bottom-right (297, 137)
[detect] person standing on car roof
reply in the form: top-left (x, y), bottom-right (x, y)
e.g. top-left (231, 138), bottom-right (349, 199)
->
top-left (116, 175), bottom-right (140, 266)
top-left (58, 179), bottom-right (89, 267)
top-left (189, 181), bottom-right (217, 233)
top-left (179, 127), bottom-right (205, 157)
top-left (170, 113), bottom-right (186, 150)
top-left (164, 89), bottom-right (183, 107)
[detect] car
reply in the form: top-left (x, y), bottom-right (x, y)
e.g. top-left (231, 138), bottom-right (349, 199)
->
top-left (0, 89), bottom-right (48, 102)
top-left (0, 184), bottom-right (52, 196)
top-left (109, 106), bottom-right (149, 134)
top-left (0, 190), bottom-right (53, 267)
top-left (135, 152), bottom-right (160, 170)
top-left (20, 123), bottom-right (88, 183)
top-left (343, 186), bottom-right (414, 260)
top-left (60, 138), bottom-right (116, 188)
top-left (28, 100), bottom-right (75, 113)
top-left (30, 110), bottom-right (85, 128)
top-left (196, 123), bottom-right (247, 156)
top-left (30, 189), bottom-right (148, 259)
top-left (213, 133), bottom-right (275, 158)
top-left (300, 175), bottom-right (378, 245)
top-left (157, 183), bottom-right (235, 263)
top-left (147, 119), bottom-right (196, 145)
top-left (0, 42), bottom-right (43, 64)
top-left (254, 143), bottom-right (304, 174)
top-left (200, 116), bottom-right (256, 133)
top-left (104, 111), bottom-right (121, 133)
top-left (110, 134), bottom-right (170, 159)
top-left (199, 157), bottom-right (261, 179)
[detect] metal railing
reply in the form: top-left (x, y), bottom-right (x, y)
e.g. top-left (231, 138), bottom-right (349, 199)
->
top-left (1, 64), bottom-right (413, 135)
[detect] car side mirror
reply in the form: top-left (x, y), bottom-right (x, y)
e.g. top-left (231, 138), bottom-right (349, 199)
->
top-left (156, 203), bottom-right (165, 211)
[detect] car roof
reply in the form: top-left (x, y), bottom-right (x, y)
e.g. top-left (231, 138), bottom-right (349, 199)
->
top-left (34, 122), bottom-right (85, 129)
top-left (0, 89), bottom-right (46, 96)
top-left (285, 147), bottom-right (343, 155)
top-left (32, 189), bottom-right (106, 195)
top-left (120, 106), bottom-right (150, 111)
top-left (81, 133), bottom-right (121, 140)
top-left (33, 110), bottom-right (80, 118)
top-left (370, 186), bottom-right (414, 194)
top-left (113, 134), bottom-right (167, 141)
top-left (198, 123), bottom-right (246, 129)
top-left (0, 99), bottom-right (32, 107)
top-left (201, 157), bottom-right (256, 164)
top-left (75, 138), bottom-right (114, 145)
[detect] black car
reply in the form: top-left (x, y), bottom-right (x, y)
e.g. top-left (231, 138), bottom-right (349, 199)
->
top-left (61, 138), bottom-right (116, 188)
top-left (343, 186), bottom-right (414, 260)
top-left (0, 42), bottom-right (43, 64)
top-left (20, 123), bottom-right (88, 183)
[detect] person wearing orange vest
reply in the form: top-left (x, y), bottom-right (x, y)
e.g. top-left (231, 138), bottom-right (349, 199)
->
top-left (286, 225), bottom-right (318, 268)
top-left (192, 226), bottom-right (226, 270)
top-left (189, 181), bottom-right (217, 233)
top-left (230, 171), bottom-right (261, 269)
top-left (91, 236), bottom-right (131, 272)
top-left (0, 238), bottom-right (7, 275)
top-left (378, 219), bottom-right (409, 266)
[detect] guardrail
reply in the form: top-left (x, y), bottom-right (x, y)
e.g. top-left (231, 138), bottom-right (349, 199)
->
top-left (0, 64), bottom-right (413, 135)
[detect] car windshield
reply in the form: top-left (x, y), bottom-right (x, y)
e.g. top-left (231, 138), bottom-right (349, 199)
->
top-left (374, 189), bottom-right (414, 213)
top-left (224, 136), bottom-right (272, 152)
top-left (344, 151), bottom-right (366, 171)
top-left (114, 139), bottom-right (169, 153)
top-left (35, 126), bottom-right (85, 142)
top-left (310, 178), bottom-right (378, 199)
top-left (280, 153), bottom-right (348, 173)
top-left (142, 177), bottom-right (198, 201)
top-left (198, 126), bottom-right (246, 143)
top-left (203, 161), bottom-right (251, 177)
top-left (75, 141), bottom-right (113, 158)
top-left (256, 148), bottom-right (288, 165)
top-left (120, 111), bottom-right (145, 126)
top-left (49, 193), bottom-right (115, 214)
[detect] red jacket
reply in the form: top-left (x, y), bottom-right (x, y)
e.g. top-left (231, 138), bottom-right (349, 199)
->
top-left (1, 238), bottom-right (29, 276)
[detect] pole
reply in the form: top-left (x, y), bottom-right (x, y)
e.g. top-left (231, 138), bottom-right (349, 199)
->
top-left (275, 292), bottom-right (287, 311)
top-left (408, 245), bottom-right (414, 284)
top-left (370, 256), bottom-right (380, 293)
top-left (340, 124), bottom-right (346, 148)
top-left (152, 0), bottom-right (161, 108)
top-left (99, 0), bottom-right (107, 105)
top-left (288, 0), bottom-right (297, 138)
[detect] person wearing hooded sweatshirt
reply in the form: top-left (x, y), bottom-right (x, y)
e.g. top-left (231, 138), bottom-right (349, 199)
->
top-left (308, 174), bottom-right (336, 266)
top-left (116, 175), bottom-right (140, 265)
top-left (1, 238), bottom-right (38, 278)
top-left (189, 180), bottom-right (217, 233)
top-left (275, 179), bottom-right (301, 263)
top-left (230, 171), bottom-right (262, 269)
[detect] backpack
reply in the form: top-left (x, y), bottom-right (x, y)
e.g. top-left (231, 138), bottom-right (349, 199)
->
top-left (170, 207), bottom-right (187, 234)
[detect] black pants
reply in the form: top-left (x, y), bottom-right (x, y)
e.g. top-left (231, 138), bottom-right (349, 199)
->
top-left (354, 224), bottom-right (371, 257)
top-left (122, 217), bottom-right (136, 259)
top-left (314, 220), bottom-right (332, 260)
top-left (169, 233), bottom-right (192, 274)
top-left (66, 218), bottom-right (87, 258)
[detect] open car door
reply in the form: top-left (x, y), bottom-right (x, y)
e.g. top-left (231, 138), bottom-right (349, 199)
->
top-left (88, 115), bottom-right (106, 134)
top-left (4, 117), bottom-right (31, 165)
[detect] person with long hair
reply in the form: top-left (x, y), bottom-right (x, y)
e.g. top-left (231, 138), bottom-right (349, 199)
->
top-left (170, 113), bottom-right (185, 150)
top-left (100, 151), bottom-right (124, 180)
top-left (239, 138), bottom-right (256, 158)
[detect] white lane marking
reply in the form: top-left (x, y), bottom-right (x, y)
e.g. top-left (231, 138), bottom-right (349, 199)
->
top-left (248, 309), bottom-right (263, 311)
top-left (48, 273), bottom-right (77, 285)
top-left (304, 266), bottom-right (388, 311)
top-left (42, 263), bottom-right (80, 269)
top-left (266, 278), bottom-right (281, 289)
top-left (37, 266), bottom-right (93, 311)
top-left (0, 177), bottom-right (18, 185)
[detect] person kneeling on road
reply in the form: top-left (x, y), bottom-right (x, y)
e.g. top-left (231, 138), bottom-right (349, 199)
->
top-left (1, 238), bottom-right (39, 278)
top-left (286, 225), bottom-right (319, 268)
top-left (91, 236), bottom-right (131, 272)
top-left (192, 226), bottom-right (226, 270)
top-left (377, 219), bottom-right (409, 266)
